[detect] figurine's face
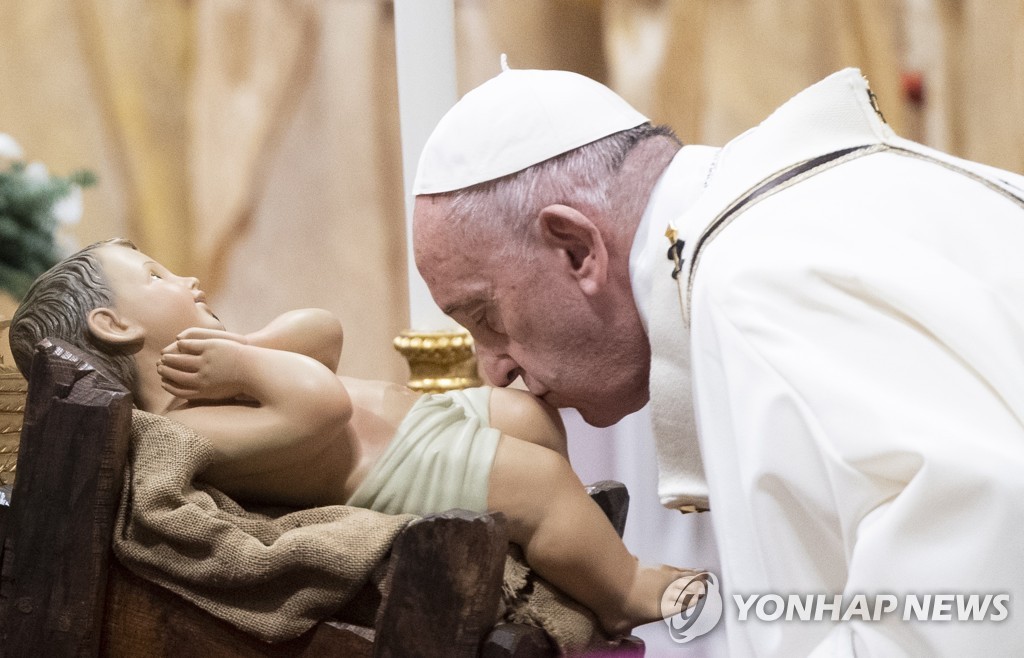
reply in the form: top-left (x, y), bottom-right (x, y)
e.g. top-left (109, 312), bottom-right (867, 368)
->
top-left (95, 245), bottom-right (224, 348)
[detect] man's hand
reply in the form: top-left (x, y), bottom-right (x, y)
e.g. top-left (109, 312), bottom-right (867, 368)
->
top-left (159, 328), bottom-right (251, 401)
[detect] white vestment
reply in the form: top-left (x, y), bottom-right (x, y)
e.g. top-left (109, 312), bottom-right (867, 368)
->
top-left (633, 69), bottom-right (1024, 656)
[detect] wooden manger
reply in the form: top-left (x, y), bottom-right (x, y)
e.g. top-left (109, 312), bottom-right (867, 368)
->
top-left (0, 338), bottom-right (643, 657)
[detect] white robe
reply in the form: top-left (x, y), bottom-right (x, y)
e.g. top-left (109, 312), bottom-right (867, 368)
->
top-left (635, 69), bottom-right (1024, 656)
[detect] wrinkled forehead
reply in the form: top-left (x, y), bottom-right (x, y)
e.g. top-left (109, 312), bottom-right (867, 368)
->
top-left (413, 196), bottom-right (463, 266)
top-left (413, 197), bottom-right (492, 306)
top-left (413, 193), bottom-right (452, 232)
top-left (414, 194), bottom-right (509, 255)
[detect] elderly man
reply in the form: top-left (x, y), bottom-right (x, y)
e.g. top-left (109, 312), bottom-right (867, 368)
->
top-left (412, 64), bottom-right (1024, 656)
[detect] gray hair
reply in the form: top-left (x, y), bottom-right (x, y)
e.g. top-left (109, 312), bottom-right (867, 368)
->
top-left (443, 123), bottom-right (680, 260)
top-left (9, 238), bottom-right (140, 395)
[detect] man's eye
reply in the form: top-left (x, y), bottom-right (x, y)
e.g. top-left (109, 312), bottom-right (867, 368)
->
top-left (472, 312), bottom-right (492, 332)
top-left (481, 312), bottom-right (504, 335)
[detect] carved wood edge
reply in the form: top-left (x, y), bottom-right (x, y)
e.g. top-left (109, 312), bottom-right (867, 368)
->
top-left (480, 623), bottom-right (557, 658)
top-left (0, 485), bottom-right (9, 556)
top-left (0, 338), bottom-right (132, 657)
top-left (374, 509), bottom-right (509, 657)
top-left (102, 560), bottom-right (376, 658)
top-left (585, 480), bottom-right (630, 538)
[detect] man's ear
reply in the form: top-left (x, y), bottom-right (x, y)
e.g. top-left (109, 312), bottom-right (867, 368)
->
top-left (87, 307), bottom-right (145, 347)
top-left (537, 204), bottom-right (607, 296)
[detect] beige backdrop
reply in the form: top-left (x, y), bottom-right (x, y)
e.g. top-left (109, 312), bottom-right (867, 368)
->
top-left (2, 0), bottom-right (1021, 383)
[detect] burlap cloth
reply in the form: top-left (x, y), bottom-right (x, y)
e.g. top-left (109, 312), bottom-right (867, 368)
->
top-left (113, 411), bottom-right (618, 653)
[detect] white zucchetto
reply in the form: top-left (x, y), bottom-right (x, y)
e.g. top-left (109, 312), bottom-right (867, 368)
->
top-left (413, 57), bottom-right (649, 195)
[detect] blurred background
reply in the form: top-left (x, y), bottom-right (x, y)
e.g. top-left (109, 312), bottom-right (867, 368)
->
top-left (1, 0), bottom-right (1021, 652)
top-left (2, 0), bottom-right (1021, 381)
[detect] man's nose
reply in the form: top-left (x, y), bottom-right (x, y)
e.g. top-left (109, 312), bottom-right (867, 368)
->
top-left (477, 347), bottom-right (522, 388)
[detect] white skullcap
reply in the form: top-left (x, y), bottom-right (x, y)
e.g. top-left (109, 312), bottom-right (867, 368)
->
top-left (413, 56), bottom-right (649, 195)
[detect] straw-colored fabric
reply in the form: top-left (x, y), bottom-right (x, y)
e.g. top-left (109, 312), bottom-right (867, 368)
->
top-left (113, 410), bottom-right (415, 642)
top-left (113, 410), bottom-right (609, 650)
top-left (500, 547), bottom-right (617, 655)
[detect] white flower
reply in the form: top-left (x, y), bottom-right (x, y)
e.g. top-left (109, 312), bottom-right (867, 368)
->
top-left (23, 161), bottom-right (49, 184)
top-left (0, 133), bottom-right (23, 160)
top-left (52, 185), bottom-right (84, 225)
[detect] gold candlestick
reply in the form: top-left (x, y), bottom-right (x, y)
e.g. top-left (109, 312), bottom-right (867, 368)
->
top-left (393, 329), bottom-right (482, 393)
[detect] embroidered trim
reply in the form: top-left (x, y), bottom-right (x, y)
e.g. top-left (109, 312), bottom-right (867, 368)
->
top-left (683, 144), bottom-right (882, 322)
top-left (680, 143), bottom-right (1024, 325)
top-left (884, 146), bottom-right (1024, 211)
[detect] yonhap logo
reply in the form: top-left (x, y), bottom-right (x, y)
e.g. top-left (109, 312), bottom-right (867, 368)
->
top-left (732, 592), bottom-right (1010, 622)
top-left (661, 571), bottom-right (724, 644)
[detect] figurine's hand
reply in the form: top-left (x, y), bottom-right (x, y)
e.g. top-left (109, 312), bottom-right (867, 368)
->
top-left (162, 327), bottom-right (248, 354)
top-left (159, 335), bottom-right (248, 401)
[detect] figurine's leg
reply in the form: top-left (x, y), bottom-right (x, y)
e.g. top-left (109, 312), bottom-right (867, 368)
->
top-left (487, 387), bottom-right (569, 459)
top-left (486, 434), bottom-right (703, 636)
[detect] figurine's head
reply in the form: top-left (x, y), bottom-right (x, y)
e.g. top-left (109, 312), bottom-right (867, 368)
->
top-left (9, 238), bottom-right (223, 396)
top-left (10, 238), bottom-right (140, 392)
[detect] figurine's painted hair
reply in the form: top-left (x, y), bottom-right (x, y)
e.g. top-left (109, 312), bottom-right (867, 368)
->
top-left (9, 238), bottom-right (140, 395)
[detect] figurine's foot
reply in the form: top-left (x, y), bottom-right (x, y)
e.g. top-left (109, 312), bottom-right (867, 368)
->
top-left (660, 569), bottom-right (708, 620)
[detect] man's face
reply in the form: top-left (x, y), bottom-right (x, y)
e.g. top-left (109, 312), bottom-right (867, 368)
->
top-left (95, 245), bottom-right (224, 349)
top-left (413, 196), bottom-right (650, 427)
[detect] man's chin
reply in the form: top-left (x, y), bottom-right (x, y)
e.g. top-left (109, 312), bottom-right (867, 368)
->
top-left (575, 391), bottom-right (649, 428)
top-left (576, 404), bottom-right (628, 428)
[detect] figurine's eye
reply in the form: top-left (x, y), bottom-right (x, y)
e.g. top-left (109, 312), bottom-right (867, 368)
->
top-left (150, 272), bottom-right (162, 280)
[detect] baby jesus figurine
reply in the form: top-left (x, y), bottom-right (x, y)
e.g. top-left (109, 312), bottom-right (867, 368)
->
top-left (9, 238), bottom-right (704, 637)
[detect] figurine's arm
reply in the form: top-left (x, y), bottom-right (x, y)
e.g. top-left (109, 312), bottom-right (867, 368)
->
top-left (243, 308), bottom-right (344, 372)
top-left (159, 331), bottom-right (352, 490)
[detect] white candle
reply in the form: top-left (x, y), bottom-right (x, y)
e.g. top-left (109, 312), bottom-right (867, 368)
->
top-left (394, 0), bottom-right (461, 332)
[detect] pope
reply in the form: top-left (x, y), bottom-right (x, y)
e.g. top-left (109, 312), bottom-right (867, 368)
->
top-left (412, 63), bottom-right (1024, 656)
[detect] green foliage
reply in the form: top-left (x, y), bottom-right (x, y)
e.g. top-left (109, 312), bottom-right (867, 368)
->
top-left (0, 162), bottom-right (96, 300)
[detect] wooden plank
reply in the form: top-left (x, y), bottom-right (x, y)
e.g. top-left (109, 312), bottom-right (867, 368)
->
top-left (585, 480), bottom-right (630, 538)
top-left (101, 560), bottom-right (374, 658)
top-left (480, 623), bottom-right (556, 658)
top-left (374, 509), bottom-right (508, 658)
top-left (0, 485), bottom-right (9, 563)
top-left (0, 339), bottom-right (132, 657)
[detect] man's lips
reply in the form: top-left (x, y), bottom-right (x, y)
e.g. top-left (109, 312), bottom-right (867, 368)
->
top-left (523, 381), bottom-right (548, 398)
top-left (534, 389), bottom-right (557, 408)
top-left (519, 378), bottom-right (560, 408)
